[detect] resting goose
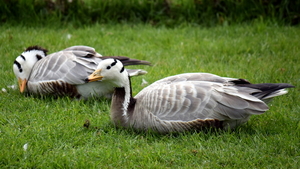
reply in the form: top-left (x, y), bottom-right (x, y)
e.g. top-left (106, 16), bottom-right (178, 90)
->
top-left (87, 59), bottom-right (294, 133)
top-left (13, 46), bottom-right (150, 99)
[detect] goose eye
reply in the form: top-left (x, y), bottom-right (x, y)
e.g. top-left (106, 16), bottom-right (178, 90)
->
top-left (107, 66), bottom-right (111, 70)
top-left (36, 54), bottom-right (43, 60)
top-left (14, 60), bottom-right (23, 73)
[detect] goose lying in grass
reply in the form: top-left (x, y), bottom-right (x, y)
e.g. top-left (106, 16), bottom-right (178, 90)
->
top-left (13, 46), bottom-right (150, 99)
top-left (86, 58), bottom-right (294, 134)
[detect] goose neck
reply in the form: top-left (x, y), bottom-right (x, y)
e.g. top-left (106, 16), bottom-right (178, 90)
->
top-left (110, 76), bottom-right (133, 127)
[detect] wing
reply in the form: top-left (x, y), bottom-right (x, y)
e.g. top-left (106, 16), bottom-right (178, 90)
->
top-left (62, 45), bottom-right (102, 57)
top-left (135, 74), bottom-right (269, 122)
top-left (136, 73), bottom-right (237, 98)
top-left (150, 73), bottom-right (236, 84)
top-left (29, 48), bottom-right (102, 85)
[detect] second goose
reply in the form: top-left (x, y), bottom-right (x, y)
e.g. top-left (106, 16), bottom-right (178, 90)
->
top-left (13, 46), bottom-right (150, 99)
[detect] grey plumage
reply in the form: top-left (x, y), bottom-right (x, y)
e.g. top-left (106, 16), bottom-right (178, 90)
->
top-left (13, 46), bottom-right (150, 99)
top-left (87, 59), bottom-right (294, 133)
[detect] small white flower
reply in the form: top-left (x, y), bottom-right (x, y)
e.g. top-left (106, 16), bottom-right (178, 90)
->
top-left (7, 85), bottom-right (17, 90)
top-left (1, 88), bottom-right (7, 92)
top-left (67, 34), bottom-right (72, 40)
top-left (141, 78), bottom-right (148, 86)
top-left (23, 143), bottom-right (28, 151)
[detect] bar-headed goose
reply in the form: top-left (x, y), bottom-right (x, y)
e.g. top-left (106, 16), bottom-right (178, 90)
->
top-left (13, 46), bottom-right (150, 99)
top-left (87, 59), bottom-right (294, 133)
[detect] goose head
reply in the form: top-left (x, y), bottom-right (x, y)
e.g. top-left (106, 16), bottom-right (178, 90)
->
top-left (86, 58), bottom-right (129, 87)
top-left (13, 46), bottom-right (48, 93)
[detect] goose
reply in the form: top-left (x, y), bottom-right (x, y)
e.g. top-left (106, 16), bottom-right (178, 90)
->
top-left (86, 59), bottom-right (294, 134)
top-left (13, 46), bottom-right (150, 99)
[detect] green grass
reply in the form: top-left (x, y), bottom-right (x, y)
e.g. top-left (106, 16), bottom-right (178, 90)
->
top-left (0, 23), bottom-right (299, 168)
top-left (1, 0), bottom-right (300, 26)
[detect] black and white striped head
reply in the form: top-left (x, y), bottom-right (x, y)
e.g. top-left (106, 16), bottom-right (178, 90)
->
top-left (87, 58), bottom-right (128, 87)
top-left (13, 46), bottom-right (48, 92)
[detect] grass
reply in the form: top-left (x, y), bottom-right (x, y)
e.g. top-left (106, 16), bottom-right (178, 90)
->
top-left (0, 23), bottom-right (299, 168)
top-left (1, 0), bottom-right (299, 26)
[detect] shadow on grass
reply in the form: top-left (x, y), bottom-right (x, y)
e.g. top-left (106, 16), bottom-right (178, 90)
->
top-left (80, 118), bottom-right (283, 143)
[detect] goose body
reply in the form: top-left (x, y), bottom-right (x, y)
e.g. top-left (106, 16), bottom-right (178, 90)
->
top-left (13, 46), bottom-right (150, 99)
top-left (87, 59), bottom-right (294, 133)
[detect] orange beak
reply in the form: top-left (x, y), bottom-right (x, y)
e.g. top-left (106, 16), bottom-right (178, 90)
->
top-left (18, 78), bottom-right (27, 93)
top-left (87, 69), bottom-right (103, 82)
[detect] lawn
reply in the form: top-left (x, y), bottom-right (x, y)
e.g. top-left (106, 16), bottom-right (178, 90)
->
top-left (0, 23), bottom-right (299, 168)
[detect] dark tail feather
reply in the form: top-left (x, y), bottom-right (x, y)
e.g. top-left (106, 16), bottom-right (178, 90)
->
top-left (101, 56), bottom-right (151, 66)
top-left (235, 82), bottom-right (294, 101)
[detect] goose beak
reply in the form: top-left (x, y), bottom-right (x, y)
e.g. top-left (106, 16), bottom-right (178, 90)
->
top-left (18, 78), bottom-right (27, 93)
top-left (86, 69), bottom-right (103, 82)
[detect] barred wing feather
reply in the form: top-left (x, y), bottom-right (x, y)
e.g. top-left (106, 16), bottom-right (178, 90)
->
top-left (29, 50), bottom-right (101, 85)
top-left (135, 73), bottom-right (268, 123)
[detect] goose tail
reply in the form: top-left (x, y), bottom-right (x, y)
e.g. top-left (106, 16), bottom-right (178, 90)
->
top-left (101, 56), bottom-right (151, 66)
top-left (235, 82), bottom-right (294, 103)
